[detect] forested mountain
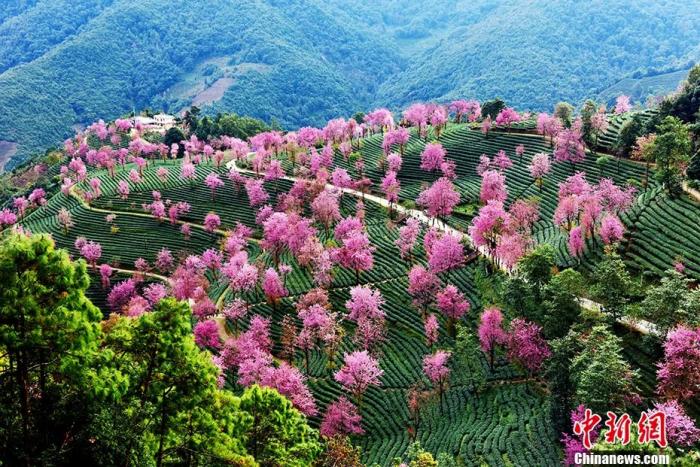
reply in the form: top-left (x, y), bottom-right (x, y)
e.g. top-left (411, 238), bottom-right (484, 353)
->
top-left (1, 0), bottom-right (698, 169)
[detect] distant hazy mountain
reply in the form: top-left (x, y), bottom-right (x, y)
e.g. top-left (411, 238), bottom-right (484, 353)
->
top-left (0, 0), bottom-right (698, 169)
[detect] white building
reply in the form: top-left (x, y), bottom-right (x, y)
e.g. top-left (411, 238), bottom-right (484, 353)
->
top-left (132, 113), bottom-right (177, 134)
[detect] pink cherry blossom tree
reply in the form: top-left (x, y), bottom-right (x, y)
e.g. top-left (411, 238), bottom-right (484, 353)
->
top-left (614, 95), bottom-right (631, 114)
top-left (408, 265), bottom-right (441, 316)
top-left (495, 107), bottom-right (521, 132)
top-left (332, 229), bottom-right (375, 284)
top-left (80, 241), bottom-right (102, 269)
top-left (320, 397), bottom-right (364, 438)
top-left (204, 172), bottom-right (225, 200)
top-left (506, 318), bottom-right (551, 375)
top-left (334, 350), bottom-right (383, 408)
top-left (436, 284), bottom-right (470, 336)
top-left (426, 232), bottom-right (464, 279)
top-left (311, 189), bottom-right (342, 234)
top-left (203, 212), bottom-right (221, 233)
top-left (262, 268), bottom-right (288, 309)
top-left (479, 170), bottom-right (507, 204)
top-left (653, 400), bottom-right (700, 447)
top-left (424, 314), bottom-right (439, 348)
top-left (395, 218), bottom-right (421, 261)
top-left (417, 177), bottom-right (460, 220)
top-left (478, 307), bottom-right (507, 369)
top-left (420, 143), bottom-right (446, 172)
top-left (657, 326), bottom-right (700, 401)
top-left (554, 119), bottom-right (586, 170)
top-left (423, 350), bottom-right (451, 406)
top-left (528, 153), bottom-right (551, 192)
top-left (57, 208), bottom-right (73, 234)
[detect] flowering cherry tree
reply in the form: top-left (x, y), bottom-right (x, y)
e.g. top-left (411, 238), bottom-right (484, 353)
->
top-left (423, 350), bottom-right (451, 406)
top-left (506, 318), bottom-right (551, 375)
top-left (478, 307), bottom-right (507, 369)
top-left (334, 351), bottom-right (383, 408)
top-left (320, 397), bottom-right (365, 438)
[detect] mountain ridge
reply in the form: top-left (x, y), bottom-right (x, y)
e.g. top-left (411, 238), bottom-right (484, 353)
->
top-left (1, 0), bottom-right (698, 169)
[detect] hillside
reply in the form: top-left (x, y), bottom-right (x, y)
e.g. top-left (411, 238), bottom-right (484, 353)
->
top-left (5, 95), bottom-right (699, 463)
top-left (1, 0), bottom-right (700, 169)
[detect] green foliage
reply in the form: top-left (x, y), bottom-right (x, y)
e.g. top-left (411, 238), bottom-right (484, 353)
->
top-left (541, 268), bottom-right (585, 339)
top-left (0, 232), bottom-right (115, 465)
top-left (661, 63), bottom-right (700, 124)
top-left (453, 324), bottom-right (487, 393)
top-left (651, 116), bottom-right (692, 195)
top-left (545, 331), bottom-right (581, 433)
top-left (570, 325), bottom-right (638, 413)
top-left (554, 102), bottom-right (574, 128)
top-left (590, 249), bottom-right (635, 320)
top-left (239, 385), bottom-right (321, 467)
top-left (481, 98), bottom-right (506, 119)
top-left (162, 126), bottom-right (186, 152)
top-left (518, 244), bottom-right (556, 292)
top-left (615, 113), bottom-right (646, 157)
top-left (97, 298), bottom-right (255, 466)
top-left (631, 269), bottom-right (700, 337)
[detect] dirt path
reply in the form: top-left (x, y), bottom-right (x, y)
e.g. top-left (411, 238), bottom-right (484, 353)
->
top-left (227, 159), bottom-right (658, 336)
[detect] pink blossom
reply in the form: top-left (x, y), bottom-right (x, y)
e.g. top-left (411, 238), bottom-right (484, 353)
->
top-left (311, 189), bottom-right (341, 231)
top-left (156, 167), bottom-right (169, 181)
top-left (427, 232), bottom-right (464, 275)
top-left (554, 120), bottom-right (586, 165)
top-left (653, 400), bottom-right (700, 447)
top-left (331, 168), bottom-right (352, 188)
top-left (0, 209), bottom-right (17, 229)
top-left (334, 351), bottom-right (383, 400)
top-left (568, 226), bottom-right (585, 257)
top-left (99, 264), bottom-right (113, 288)
top-left (107, 279), bottom-right (136, 312)
top-left (155, 248), bottom-right (174, 272)
top-left (495, 107), bottom-right (521, 129)
top-left (408, 265), bottom-right (440, 311)
top-left (614, 95), bottom-right (631, 114)
top-left (528, 153), bottom-right (551, 179)
top-left (204, 172), bottom-right (224, 199)
top-left (194, 320), bottom-right (221, 349)
top-left (203, 213), bottom-right (221, 232)
top-left (493, 150), bottom-right (512, 171)
top-left (320, 397), bottom-right (364, 437)
top-left (387, 152), bottom-right (403, 172)
top-left (424, 314), bottom-right (439, 347)
top-left (244, 178), bottom-right (269, 208)
top-left (506, 318), bottom-right (550, 374)
top-left (395, 217), bottom-right (421, 260)
top-left (417, 177), bottom-right (460, 218)
top-left (423, 350), bottom-right (451, 386)
top-left (657, 326), bottom-right (700, 401)
top-left (436, 285), bottom-right (470, 320)
top-left (125, 296), bottom-right (150, 317)
top-left (80, 241), bottom-right (102, 268)
top-left (346, 285), bottom-right (385, 322)
top-left (420, 143), bottom-right (446, 172)
top-left (143, 283), bottom-right (168, 305)
top-left (117, 180), bottom-right (130, 199)
top-left (599, 214), bottom-right (624, 244)
top-left (478, 307), bottom-right (507, 368)
top-left (262, 268), bottom-right (287, 303)
top-left (480, 170), bottom-right (507, 204)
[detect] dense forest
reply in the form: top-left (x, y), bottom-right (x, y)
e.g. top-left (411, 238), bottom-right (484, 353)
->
top-left (1, 0), bottom-right (699, 169)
